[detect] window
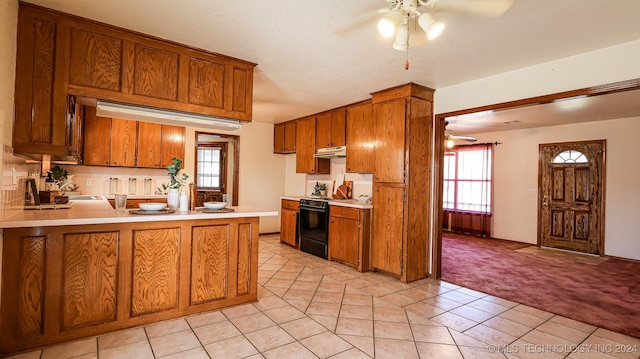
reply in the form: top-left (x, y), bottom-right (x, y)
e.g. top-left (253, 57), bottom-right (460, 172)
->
top-left (443, 143), bottom-right (493, 213)
top-left (553, 150), bottom-right (588, 163)
top-left (197, 143), bottom-right (226, 190)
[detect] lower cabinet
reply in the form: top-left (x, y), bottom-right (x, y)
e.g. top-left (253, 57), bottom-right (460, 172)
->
top-left (0, 218), bottom-right (259, 355)
top-left (280, 199), bottom-right (299, 247)
top-left (328, 205), bottom-right (370, 272)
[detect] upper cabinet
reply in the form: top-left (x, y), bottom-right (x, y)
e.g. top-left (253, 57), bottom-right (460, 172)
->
top-left (346, 102), bottom-right (374, 173)
top-left (315, 108), bottom-right (346, 149)
top-left (13, 4), bottom-right (254, 159)
top-left (295, 116), bottom-right (330, 174)
top-left (273, 121), bottom-right (296, 154)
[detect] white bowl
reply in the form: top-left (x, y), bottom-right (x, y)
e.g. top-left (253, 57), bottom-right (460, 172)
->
top-left (139, 203), bottom-right (167, 211)
top-left (204, 201), bottom-right (227, 210)
top-left (358, 195), bottom-right (371, 203)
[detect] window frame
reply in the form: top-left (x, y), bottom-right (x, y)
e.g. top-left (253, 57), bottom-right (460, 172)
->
top-left (195, 142), bottom-right (228, 192)
top-left (443, 144), bottom-right (493, 214)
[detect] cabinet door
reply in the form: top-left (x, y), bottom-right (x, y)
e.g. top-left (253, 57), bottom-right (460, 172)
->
top-left (191, 225), bottom-right (229, 304)
top-left (330, 108), bottom-right (346, 147)
top-left (315, 113), bottom-right (332, 149)
top-left (132, 43), bottom-right (180, 101)
top-left (273, 123), bottom-right (285, 153)
top-left (110, 118), bottom-right (137, 167)
top-left (137, 122), bottom-right (162, 168)
top-left (371, 185), bottom-right (404, 275)
top-left (280, 208), bottom-right (298, 247)
top-left (131, 228), bottom-right (180, 316)
top-left (346, 103), bottom-right (374, 173)
top-left (328, 216), bottom-right (359, 266)
top-left (83, 106), bottom-right (112, 166)
top-left (13, 8), bottom-right (69, 157)
top-left (296, 116), bottom-right (329, 174)
top-left (374, 99), bottom-right (406, 183)
top-left (161, 125), bottom-right (186, 167)
top-left (68, 27), bottom-right (123, 92)
top-left (187, 56), bottom-right (225, 109)
top-left (62, 231), bottom-right (118, 329)
top-left (284, 121), bottom-right (297, 152)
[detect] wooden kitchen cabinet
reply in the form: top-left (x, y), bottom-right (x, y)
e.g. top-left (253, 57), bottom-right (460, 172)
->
top-left (110, 118), bottom-right (138, 167)
top-left (13, 6), bottom-right (81, 160)
top-left (315, 108), bottom-right (346, 149)
top-left (296, 116), bottom-right (330, 174)
top-left (137, 122), bottom-right (163, 168)
top-left (1, 218), bottom-right (259, 354)
top-left (83, 106), bottom-right (113, 166)
top-left (273, 121), bottom-right (296, 154)
top-left (370, 83), bottom-right (434, 282)
top-left (12, 4), bottom-right (255, 162)
top-left (280, 199), bottom-right (299, 247)
top-left (328, 205), bottom-right (371, 272)
top-left (346, 101), bottom-right (374, 173)
top-left (160, 125), bottom-right (186, 167)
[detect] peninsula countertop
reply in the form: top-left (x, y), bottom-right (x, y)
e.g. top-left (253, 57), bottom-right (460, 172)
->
top-left (1, 197), bottom-right (278, 229)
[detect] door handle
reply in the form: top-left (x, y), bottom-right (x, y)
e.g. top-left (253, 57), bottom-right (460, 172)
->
top-left (542, 194), bottom-right (549, 207)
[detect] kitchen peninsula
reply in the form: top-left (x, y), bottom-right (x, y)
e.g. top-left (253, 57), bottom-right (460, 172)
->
top-left (0, 198), bottom-right (276, 355)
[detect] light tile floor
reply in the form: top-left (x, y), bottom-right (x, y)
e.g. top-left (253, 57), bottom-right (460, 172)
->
top-left (8, 234), bottom-right (640, 359)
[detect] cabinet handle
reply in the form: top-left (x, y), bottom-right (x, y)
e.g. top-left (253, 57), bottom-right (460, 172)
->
top-left (104, 161), bottom-right (109, 164)
top-left (341, 211), bottom-right (347, 215)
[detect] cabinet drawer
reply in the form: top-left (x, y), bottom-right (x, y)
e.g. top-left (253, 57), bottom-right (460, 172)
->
top-left (330, 206), bottom-right (359, 221)
top-left (281, 199), bottom-right (299, 211)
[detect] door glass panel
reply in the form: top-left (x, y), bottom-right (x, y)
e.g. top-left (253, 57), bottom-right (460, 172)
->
top-left (553, 150), bottom-right (588, 163)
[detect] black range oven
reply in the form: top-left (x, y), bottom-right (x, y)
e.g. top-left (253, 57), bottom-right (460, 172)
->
top-left (298, 198), bottom-right (329, 259)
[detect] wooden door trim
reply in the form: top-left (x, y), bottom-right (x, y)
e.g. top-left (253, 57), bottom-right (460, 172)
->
top-left (537, 139), bottom-right (606, 255)
top-left (432, 78), bottom-right (639, 278)
top-left (194, 131), bottom-right (240, 206)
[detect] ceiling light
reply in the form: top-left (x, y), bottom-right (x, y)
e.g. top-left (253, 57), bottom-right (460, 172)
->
top-left (446, 139), bottom-right (455, 149)
top-left (392, 18), bottom-right (410, 51)
top-left (378, 9), bottom-right (403, 38)
top-left (418, 13), bottom-right (445, 40)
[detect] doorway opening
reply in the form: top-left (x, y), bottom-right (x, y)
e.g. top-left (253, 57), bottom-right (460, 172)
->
top-left (194, 132), bottom-right (239, 206)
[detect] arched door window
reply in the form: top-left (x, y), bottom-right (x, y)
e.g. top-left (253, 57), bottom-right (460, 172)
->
top-left (553, 150), bottom-right (588, 164)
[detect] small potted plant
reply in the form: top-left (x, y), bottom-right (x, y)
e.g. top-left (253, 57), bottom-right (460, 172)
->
top-left (164, 158), bottom-right (189, 209)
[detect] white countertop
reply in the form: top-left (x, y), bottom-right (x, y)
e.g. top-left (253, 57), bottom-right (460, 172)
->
top-left (1, 198), bottom-right (277, 229)
top-left (281, 196), bottom-right (372, 209)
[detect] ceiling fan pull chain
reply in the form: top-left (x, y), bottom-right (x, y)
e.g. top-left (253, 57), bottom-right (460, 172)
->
top-left (405, 48), bottom-right (410, 70)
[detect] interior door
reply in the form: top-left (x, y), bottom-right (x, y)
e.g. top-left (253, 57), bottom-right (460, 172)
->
top-left (538, 140), bottom-right (605, 255)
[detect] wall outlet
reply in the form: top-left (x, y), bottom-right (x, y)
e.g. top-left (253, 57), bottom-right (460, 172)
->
top-left (85, 179), bottom-right (92, 186)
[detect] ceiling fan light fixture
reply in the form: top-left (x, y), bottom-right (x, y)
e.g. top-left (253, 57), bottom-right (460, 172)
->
top-left (418, 12), bottom-right (445, 40)
top-left (392, 19), bottom-right (409, 51)
top-left (378, 9), bottom-right (403, 38)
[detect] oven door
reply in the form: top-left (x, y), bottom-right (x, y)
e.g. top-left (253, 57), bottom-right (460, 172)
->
top-left (299, 206), bottom-right (328, 243)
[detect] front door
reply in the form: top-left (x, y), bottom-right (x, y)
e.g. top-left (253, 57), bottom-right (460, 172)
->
top-left (538, 140), bottom-right (605, 255)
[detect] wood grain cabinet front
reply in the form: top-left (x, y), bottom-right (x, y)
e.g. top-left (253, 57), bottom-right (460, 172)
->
top-left (295, 116), bottom-right (330, 174)
top-left (328, 206), bottom-right (370, 272)
top-left (273, 121), bottom-right (297, 154)
top-left (315, 108), bottom-right (346, 149)
top-left (346, 102), bottom-right (374, 173)
top-left (280, 199), bottom-right (299, 247)
top-left (0, 218), bottom-right (259, 355)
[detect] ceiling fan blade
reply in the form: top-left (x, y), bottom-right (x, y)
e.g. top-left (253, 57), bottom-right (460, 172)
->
top-left (334, 8), bottom-right (390, 37)
top-left (429, 0), bottom-right (514, 17)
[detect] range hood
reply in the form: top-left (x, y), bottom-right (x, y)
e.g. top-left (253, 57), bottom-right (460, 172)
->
top-left (96, 100), bottom-right (242, 131)
top-left (313, 146), bottom-right (347, 158)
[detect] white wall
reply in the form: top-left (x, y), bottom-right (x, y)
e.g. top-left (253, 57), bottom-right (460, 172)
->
top-left (471, 117), bottom-right (640, 260)
top-left (434, 39), bottom-right (640, 114)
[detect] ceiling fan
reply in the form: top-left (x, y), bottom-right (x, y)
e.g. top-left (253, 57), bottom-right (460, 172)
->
top-left (336, 0), bottom-right (513, 67)
top-left (445, 124), bottom-right (477, 148)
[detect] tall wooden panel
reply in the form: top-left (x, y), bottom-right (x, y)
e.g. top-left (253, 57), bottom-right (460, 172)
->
top-left (191, 225), bottom-right (229, 304)
top-left (136, 122), bottom-right (162, 168)
top-left (110, 118), bottom-right (137, 167)
top-left (133, 44), bottom-right (179, 101)
top-left (330, 108), bottom-right (346, 147)
top-left (160, 125), bottom-right (186, 167)
top-left (17, 237), bottom-right (46, 336)
top-left (62, 232), bottom-right (118, 329)
top-left (83, 106), bottom-right (111, 166)
top-left (231, 67), bottom-right (249, 113)
top-left (69, 28), bottom-right (122, 92)
top-left (237, 223), bottom-right (252, 296)
top-left (374, 99), bottom-right (406, 183)
top-left (188, 57), bottom-right (225, 108)
top-left (371, 186), bottom-right (404, 276)
top-left (284, 121), bottom-right (296, 152)
top-left (273, 123), bottom-right (285, 153)
top-left (296, 116), bottom-right (329, 174)
top-left (131, 228), bottom-right (180, 316)
top-left (315, 113), bottom-right (332, 149)
top-left (346, 102), bottom-right (374, 173)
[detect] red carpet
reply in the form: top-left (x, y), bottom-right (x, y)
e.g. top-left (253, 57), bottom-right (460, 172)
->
top-left (441, 234), bottom-right (640, 338)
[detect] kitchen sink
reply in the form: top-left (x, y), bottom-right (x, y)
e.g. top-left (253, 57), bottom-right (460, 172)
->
top-left (67, 195), bottom-right (105, 200)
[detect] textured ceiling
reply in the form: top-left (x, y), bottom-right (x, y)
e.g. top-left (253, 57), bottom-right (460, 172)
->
top-left (22, 0), bottom-right (640, 125)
